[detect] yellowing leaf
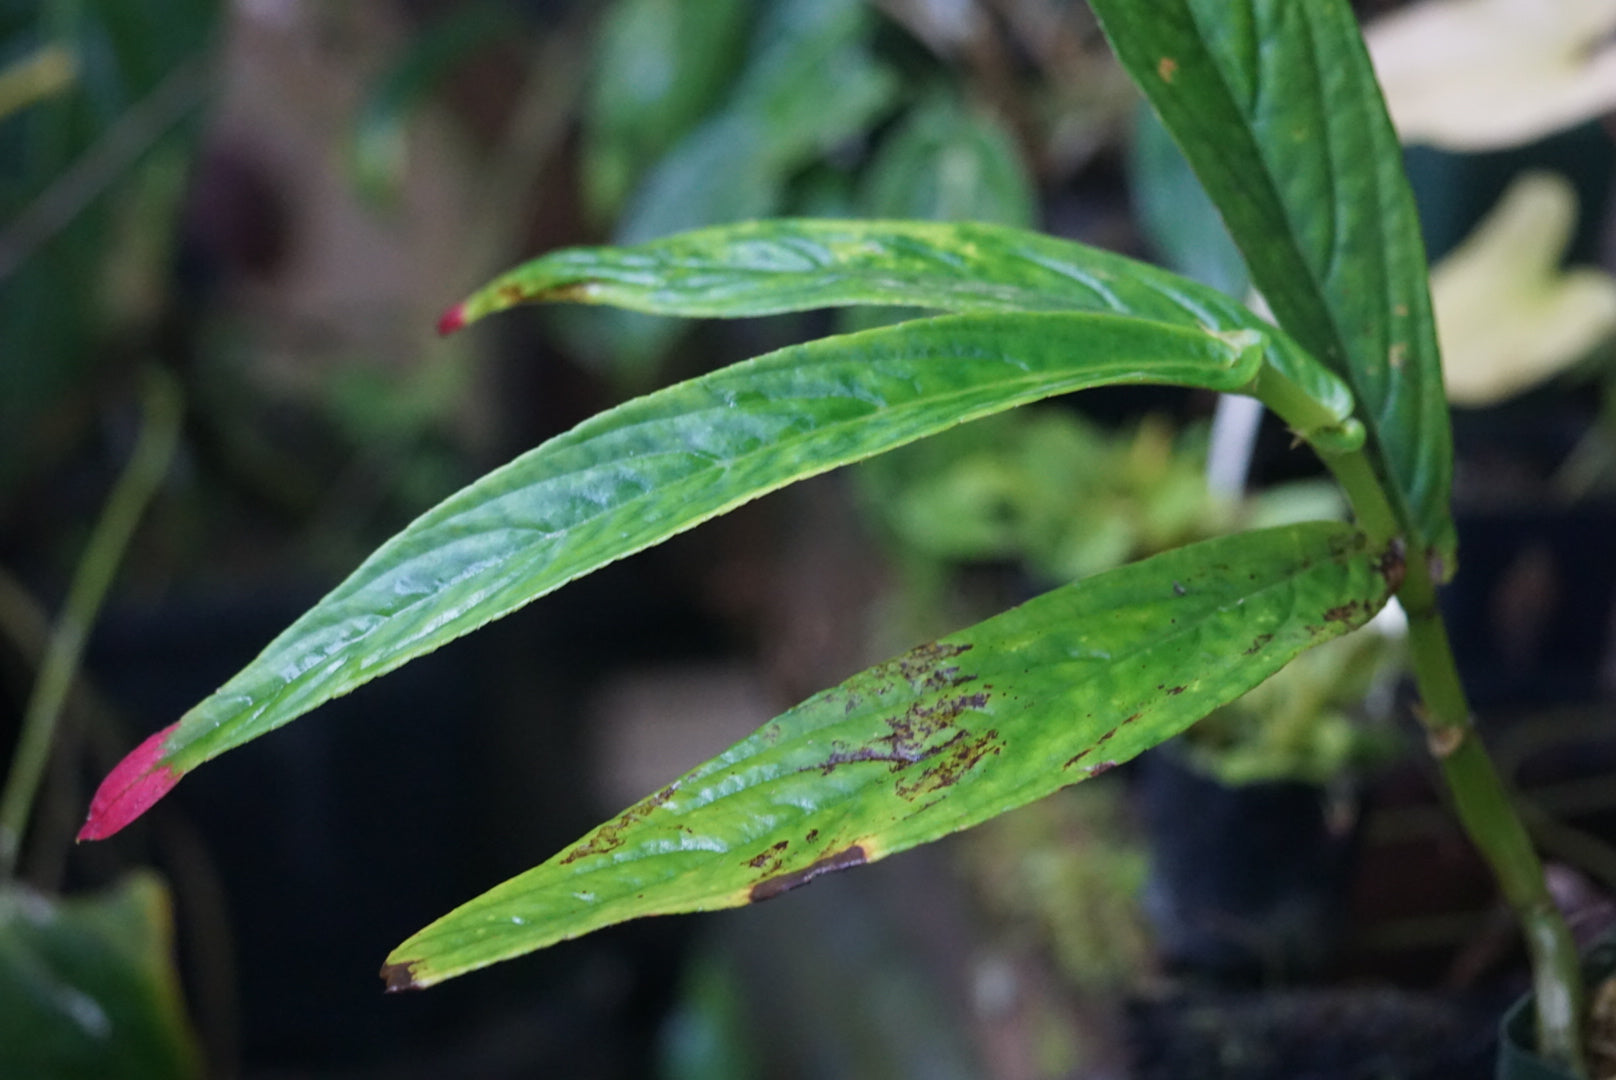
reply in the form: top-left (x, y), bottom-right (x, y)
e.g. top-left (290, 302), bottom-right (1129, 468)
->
top-left (1432, 172), bottom-right (1616, 406)
top-left (1367, 0), bottom-right (1616, 150)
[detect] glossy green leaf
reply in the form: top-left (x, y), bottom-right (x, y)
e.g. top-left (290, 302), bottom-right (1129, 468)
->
top-left (383, 521), bottom-right (1402, 987)
top-left (82, 312), bottom-right (1265, 837)
top-left (1089, 0), bottom-right (1456, 567)
top-left (0, 872), bottom-right (202, 1080)
top-left (445, 218), bottom-right (1356, 434)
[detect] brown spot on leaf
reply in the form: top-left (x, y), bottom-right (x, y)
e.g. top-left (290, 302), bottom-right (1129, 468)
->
top-left (805, 829), bottom-right (819, 843)
top-left (1088, 761), bottom-right (1118, 777)
top-left (1167, 686), bottom-right (1185, 696)
top-left (747, 840), bottom-right (790, 872)
top-left (819, 691), bottom-right (992, 774)
top-left (1388, 342), bottom-right (1407, 369)
top-left (749, 845), bottom-right (868, 903)
top-left (894, 729), bottom-right (1002, 799)
top-left (863, 641), bottom-right (975, 696)
top-left (1065, 748), bottom-right (1092, 769)
top-left (560, 783), bottom-right (678, 864)
top-left (1323, 601), bottom-right (1362, 623)
top-left (1158, 56), bottom-right (1178, 82)
top-left (1244, 633), bottom-right (1274, 655)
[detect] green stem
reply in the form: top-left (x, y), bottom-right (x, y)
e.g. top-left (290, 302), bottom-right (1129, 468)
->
top-left (1398, 549), bottom-right (1586, 1076)
top-left (1248, 363), bottom-right (1398, 548)
top-left (1258, 354), bottom-right (1587, 1072)
top-left (0, 368), bottom-right (182, 881)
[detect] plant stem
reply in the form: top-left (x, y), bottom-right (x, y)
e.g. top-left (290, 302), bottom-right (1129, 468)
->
top-left (1399, 541), bottom-right (1587, 1076)
top-left (0, 368), bottom-right (181, 881)
top-left (1248, 364), bottom-right (1399, 548)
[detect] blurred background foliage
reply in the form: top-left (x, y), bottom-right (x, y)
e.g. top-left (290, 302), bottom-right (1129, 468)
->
top-left (3, 0), bottom-right (1616, 1077)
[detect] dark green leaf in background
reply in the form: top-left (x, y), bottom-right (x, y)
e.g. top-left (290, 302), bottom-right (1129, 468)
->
top-left (562, 0), bottom-right (900, 379)
top-left (0, 872), bottom-right (202, 1080)
top-left (350, 3), bottom-right (518, 207)
top-left (1128, 103), bottom-right (1247, 298)
top-left (1089, 0), bottom-right (1456, 566)
top-left (383, 521), bottom-right (1401, 987)
top-left (582, 0), bottom-right (753, 222)
top-left (857, 95), bottom-right (1036, 227)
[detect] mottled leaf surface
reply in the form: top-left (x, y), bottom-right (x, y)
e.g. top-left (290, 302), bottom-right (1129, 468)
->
top-left (82, 313), bottom-right (1263, 836)
top-left (384, 522), bottom-right (1401, 988)
top-left (444, 218), bottom-right (1355, 431)
top-left (1089, 0), bottom-right (1455, 565)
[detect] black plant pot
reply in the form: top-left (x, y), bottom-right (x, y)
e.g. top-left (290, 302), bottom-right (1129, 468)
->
top-left (1136, 747), bottom-right (1361, 983)
top-left (1497, 935), bottom-right (1616, 1080)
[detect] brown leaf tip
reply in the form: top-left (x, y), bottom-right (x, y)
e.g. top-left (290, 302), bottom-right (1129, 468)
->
top-left (380, 961), bottom-right (424, 992)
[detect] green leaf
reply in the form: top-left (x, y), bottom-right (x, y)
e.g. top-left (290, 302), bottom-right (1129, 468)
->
top-left (0, 873), bottom-right (202, 1080)
top-left (1128, 104), bottom-right (1247, 298)
top-left (82, 312), bottom-right (1265, 837)
top-left (561, 0), bottom-right (899, 378)
top-left (581, 0), bottom-right (754, 220)
top-left (443, 218), bottom-right (1356, 435)
top-left (614, 0), bottom-right (898, 246)
top-left (857, 95), bottom-right (1036, 227)
top-left (1089, 0), bottom-right (1455, 566)
top-left (383, 521), bottom-right (1402, 987)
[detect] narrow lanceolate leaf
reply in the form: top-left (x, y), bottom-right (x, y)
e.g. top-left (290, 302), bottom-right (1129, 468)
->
top-left (383, 522), bottom-right (1403, 988)
top-left (1089, 0), bottom-right (1456, 568)
top-left (79, 313), bottom-right (1264, 839)
top-left (437, 218), bottom-right (1357, 437)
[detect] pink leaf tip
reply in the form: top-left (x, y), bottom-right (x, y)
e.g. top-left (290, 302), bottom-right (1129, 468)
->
top-left (436, 302), bottom-right (468, 336)
top-left (77, 722), bottom-right (183, 841)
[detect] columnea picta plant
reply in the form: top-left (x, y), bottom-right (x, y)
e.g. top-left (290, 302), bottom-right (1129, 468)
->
top-left (78, 2), bottom-right (1590, 1072)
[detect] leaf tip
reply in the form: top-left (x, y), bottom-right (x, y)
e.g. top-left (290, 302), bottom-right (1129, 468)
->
top-left (380, 960), bottom-right (425, 992)
top-left (436, 302), bottom-right (468, 336)
top-left (77, 722), bottom-right (183, 841)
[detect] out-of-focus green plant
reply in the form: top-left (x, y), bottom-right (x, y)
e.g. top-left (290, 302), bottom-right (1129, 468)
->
top-left (0, 370), bottom-right (200, 1077)
top-left (961, 782), bottom-right (1153, 993)
top-left (861, 411), bottom-right (1230, 585)
top-left (0, 0), bottom-right (218, 496)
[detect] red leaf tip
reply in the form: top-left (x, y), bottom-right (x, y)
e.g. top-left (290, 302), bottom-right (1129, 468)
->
top-left (436, 302), bottom-right (468, 336)
top-left (77, 722), bottom-right (183, 841)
